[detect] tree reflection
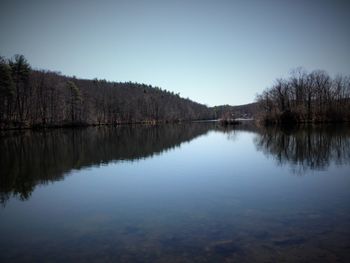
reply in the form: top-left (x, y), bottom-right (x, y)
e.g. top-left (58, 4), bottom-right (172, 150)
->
top-left (2, 123), bottom-right (348, 205)
top-left (254, 125), bottom-right (350, 174)
top-left (0, 124), bottom-right (214, 205)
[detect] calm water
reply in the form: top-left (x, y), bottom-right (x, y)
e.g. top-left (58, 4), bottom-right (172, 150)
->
top-left (1, 123), bottom-right (350, 262)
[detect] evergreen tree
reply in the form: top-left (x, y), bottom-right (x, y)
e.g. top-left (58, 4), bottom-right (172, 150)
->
top-left (0, 57), bottom-right (15, 122)
top-left (66, 81), bottom-right (82, 122)
top-left (9, 54), bottom-right (31, 122)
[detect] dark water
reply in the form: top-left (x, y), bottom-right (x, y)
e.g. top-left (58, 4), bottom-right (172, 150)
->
top-left (1, 123), bottom-right (350, 262)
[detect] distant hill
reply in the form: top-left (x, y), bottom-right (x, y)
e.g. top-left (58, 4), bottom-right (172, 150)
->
top-left (211, 102), bottom-right (258, 119)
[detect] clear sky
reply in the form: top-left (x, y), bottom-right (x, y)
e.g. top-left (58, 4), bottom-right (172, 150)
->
top-left (1, 0), bottom-right (349, 106)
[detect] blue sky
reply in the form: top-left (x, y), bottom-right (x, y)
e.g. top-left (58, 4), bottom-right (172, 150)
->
top-left (1, 0), bottom-right (349, 106)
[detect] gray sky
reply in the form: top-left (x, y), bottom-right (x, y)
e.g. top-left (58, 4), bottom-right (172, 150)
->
top-left (1, 0), bottom-right (349, 106)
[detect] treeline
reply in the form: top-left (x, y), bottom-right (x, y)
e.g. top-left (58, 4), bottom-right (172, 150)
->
top-left (212, 103), bottom-right (258, 120)
top-left (0, 55), bottom-right (213, 129)
top-left (256, 69), bottom-right (350, 124)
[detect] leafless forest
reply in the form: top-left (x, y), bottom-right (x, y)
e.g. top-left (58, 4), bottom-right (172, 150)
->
top-left (256, 68), bottom-right (350, 124)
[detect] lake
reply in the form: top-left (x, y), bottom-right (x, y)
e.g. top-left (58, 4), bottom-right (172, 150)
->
top-left (1, 123), bottom-right (350, 262)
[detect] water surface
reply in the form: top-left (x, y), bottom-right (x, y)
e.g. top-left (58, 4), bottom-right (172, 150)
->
top-left (1, 123), bottom-right (350, 262)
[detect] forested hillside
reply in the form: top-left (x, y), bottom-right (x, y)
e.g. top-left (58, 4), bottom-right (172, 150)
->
top-left (211, 103), bottom-right (258, 119)
top-left (3, 55), bottom-right (346, 129)
top-left (0, 55), bottom-right (213, 129)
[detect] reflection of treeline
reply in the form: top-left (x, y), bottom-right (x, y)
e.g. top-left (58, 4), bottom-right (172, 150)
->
top-left (254, 125), bottom-right (350, 174)
top-left (0, 123), bottom-right (212, 204)
top-left (0, 55), bottom-right (213, 129)
top-left (256, 69), bottom-right (350, 124)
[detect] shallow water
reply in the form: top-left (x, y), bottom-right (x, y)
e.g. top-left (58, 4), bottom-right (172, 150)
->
top-left (1, 123), bottom-right (350, 262)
